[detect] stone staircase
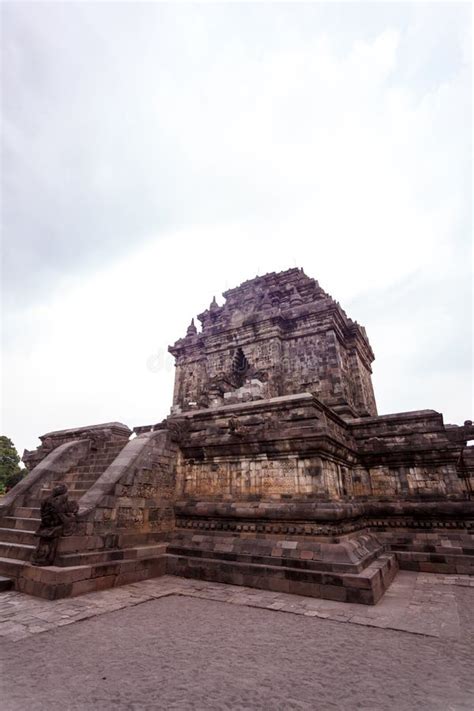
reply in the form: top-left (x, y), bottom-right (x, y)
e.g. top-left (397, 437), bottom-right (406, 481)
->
top-left (0, 455), bottom-right (121, 573)
top-left (0, 476), bottom-right (171, 598)
top-left (0, 425), bottom-right (177, 599)
top-left (0, 503), bottom-right (39, 565)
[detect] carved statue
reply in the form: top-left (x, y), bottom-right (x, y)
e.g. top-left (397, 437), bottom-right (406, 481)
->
top-left (31, 484), bottom-right (78, 566)
top-left (206, 347), bottom-right (270, 405)
top-left (167, 418), bottom-right (191, 445)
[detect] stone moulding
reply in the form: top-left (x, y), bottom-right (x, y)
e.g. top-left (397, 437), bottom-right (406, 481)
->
top-left (174, 500), bottom-right (474, 528)
top-left (174, 500), bottom-right (365, 521)
top-left (176, 392), bottom-right (359, 466)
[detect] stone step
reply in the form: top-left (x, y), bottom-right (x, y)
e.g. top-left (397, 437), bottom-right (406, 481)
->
top-left (167, 552), bottom-right (399, 605)
top-left (67, 483), bottom-right (97, 492)
top-left (38, 488), bottom-right (89, 499)
top-left (396, 549), bottom-right (474, 575)
top-left (167, 543), bottom-right (363, 574)
top-left (57, 543), bottom-right (168, 568)
top-left (0, 556), bottom-right (24, 579)
top-left (10, 507), bottom-right (40, 518)
top-left (167, 534), bottom-right (383, 575)
top-left (0, 552), bottom-right (167, 599)
top-left (25, 495), bottom-right (87, 508)
top-left (0, 528), bottom-right (36, 545)
top-left (0, 517), bottom-right (40, 532)
top-left (0, 575), bottom-right (13, 592)
top-left (61, 474), bottom-right (98, 481)
top-left (0, 545), bottom-right (396, 603)
top-left (40, 480), bottom-right (97, 491)
top-left (0, 542), bottom-right (35, 562)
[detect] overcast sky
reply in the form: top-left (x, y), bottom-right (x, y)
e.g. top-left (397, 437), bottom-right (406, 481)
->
top-left (1, 2), bottom-right (472, 456)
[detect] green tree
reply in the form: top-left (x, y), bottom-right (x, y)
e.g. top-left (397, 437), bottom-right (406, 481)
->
top-left (0, 436), bottom-right (26, 492)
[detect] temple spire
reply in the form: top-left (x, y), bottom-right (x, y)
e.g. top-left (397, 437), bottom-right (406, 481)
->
top-left (186, 318), bottom-right (197, 336)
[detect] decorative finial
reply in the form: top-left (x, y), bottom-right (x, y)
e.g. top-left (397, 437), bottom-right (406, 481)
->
top-left (289, 285), bottom-right (303, 307)
top-left (186, 318), bottom-right (197, 336)
top-left (210, 296), bottom-right (218, 311)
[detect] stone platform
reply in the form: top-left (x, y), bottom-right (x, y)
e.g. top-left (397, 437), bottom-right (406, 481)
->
top-left (0, 525), bottom-right (398, 604)
top-left (167, 531), bottom-right (398, 604)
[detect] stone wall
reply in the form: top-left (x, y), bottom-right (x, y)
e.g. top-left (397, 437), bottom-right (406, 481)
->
top-left (177, 458), bottom-right (467, 504)
top-left (176, 453), bottom-right (349, 501)
top-left (350, 411), bottom-right (468, 499)
top-left (172, 396), bottom-right (472, 505)
top-left (72, 429), bottom-right (178, 551)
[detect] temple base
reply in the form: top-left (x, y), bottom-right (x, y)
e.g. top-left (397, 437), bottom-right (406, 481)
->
top-left (167, 530), bottom-right (399, 604)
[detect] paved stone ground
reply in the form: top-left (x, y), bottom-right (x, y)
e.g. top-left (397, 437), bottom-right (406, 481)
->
top-left (0, 572), bottom-right (473, 710)
top-left (0, 571), bottom-right (471, 641)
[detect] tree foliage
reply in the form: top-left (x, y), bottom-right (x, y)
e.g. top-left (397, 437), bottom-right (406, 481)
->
top-left (0, 436), bottom-right (26, 492)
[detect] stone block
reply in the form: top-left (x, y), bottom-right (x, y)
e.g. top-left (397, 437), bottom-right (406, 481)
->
top-left (340, 574), bottom-right (372, 590)
top-left (346, 588), bottom-right (376, 605)
top-left (288, 580), bottom-right (321, 597)
top-left (69, 577), bottom-right (104, 596)
top-left (267, 577), bottom-right (291, 594)
top-left (320, 584), bottom-right (347, 602)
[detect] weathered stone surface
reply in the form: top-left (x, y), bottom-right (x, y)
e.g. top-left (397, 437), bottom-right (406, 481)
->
top-left (0, 268), bottom-right (472, 601)
top-left (22, 422), bottom-right (131, 472)
top-left (169, 268), bottom-right (377, 418)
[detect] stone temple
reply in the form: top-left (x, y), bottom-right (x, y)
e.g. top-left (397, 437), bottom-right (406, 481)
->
top-left (0, 268), bottom-right (473, 602)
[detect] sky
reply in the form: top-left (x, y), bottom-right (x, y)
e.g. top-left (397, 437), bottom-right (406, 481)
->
top-left (1, 2), bottom-right (472, 456)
